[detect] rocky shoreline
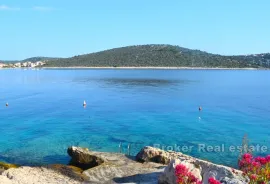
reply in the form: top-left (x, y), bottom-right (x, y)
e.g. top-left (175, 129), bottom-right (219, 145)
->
top-left (0, 146), bottom-right (248, 184)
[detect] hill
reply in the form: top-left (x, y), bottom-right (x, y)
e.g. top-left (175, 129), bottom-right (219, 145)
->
top-left (3, 45), bottom-right (270, 68)
top-left (44, 45), bottom-right (270, 68)
top-left (0, 57), bottom-right (60, 64)
top-left (22, 57), bottom-right (60, 63)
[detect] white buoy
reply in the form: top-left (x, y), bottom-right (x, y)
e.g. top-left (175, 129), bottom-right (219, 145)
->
top-left (83, 100), bottom-right (87, 107)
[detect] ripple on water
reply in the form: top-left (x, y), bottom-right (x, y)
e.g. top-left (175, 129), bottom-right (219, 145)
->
top-left (0, 69), bottom-right (270, 167)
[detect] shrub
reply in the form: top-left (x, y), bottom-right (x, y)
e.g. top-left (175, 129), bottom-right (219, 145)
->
top-left (208, 177), bottom-right (221, 184)
top-left (239, 153), bottom-right (270, 183)
top-left (175, 164), bottom-right (202, 184)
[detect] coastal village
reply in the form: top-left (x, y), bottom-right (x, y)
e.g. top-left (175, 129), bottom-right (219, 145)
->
top-left (0, 61), bottom-right (46, 68)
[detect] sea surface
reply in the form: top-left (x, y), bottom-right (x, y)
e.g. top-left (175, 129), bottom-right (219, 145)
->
top-left (0, 69), bottom-right (269, 167)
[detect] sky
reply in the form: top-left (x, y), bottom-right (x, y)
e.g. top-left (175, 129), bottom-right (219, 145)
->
top-left (1, 0), bottom-right (270, 60)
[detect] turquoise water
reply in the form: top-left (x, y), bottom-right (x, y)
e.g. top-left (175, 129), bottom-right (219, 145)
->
top-left (0, 69), bottom-right (270, 167)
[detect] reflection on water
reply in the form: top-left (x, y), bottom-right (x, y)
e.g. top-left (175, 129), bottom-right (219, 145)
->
top-left (73, 77), bottom-right (196, 87)
top-left (102, 78), bottom-right (192, 87)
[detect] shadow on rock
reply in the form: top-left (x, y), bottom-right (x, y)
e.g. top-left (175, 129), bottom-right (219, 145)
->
top-left (113, 172), bottom-right (162, 183)
top-left (48, 164), bottom-right (87, 182)
top-left (67, 146), bottom-right (105, 170)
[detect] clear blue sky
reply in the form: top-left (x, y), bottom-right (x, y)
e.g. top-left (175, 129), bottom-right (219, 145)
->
top-left (1, 0), bottom-right (270, 60)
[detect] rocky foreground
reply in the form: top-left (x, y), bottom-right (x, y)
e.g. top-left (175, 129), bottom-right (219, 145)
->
top-left (0, 146), bottom-right (248, 184)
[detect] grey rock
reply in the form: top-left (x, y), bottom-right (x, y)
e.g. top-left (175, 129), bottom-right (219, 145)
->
top-left (136, 146), bottom-right (180, 165)
top-left (0, 146), bottom-right (251, 184)
top-left (82, 151), bottom-right (165, 184)
top-left (135, 147), bottom-right (248, 184)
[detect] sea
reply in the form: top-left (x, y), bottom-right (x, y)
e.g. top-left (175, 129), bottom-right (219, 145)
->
top-left (0, 69), bottom-right (269, 168)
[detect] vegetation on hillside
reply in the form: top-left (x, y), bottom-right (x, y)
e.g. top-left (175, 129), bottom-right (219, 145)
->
top-left (22, 57), bottom-right (60, 63)
top-left (0, 57), bottom-right (60, 64)
top-left (44, 45), bottom-right (270, 68)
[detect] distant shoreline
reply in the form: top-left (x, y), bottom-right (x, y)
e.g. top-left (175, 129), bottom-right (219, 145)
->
top-left (1, 66), bottom-right (269, 70)
top-left (42, 66), bottom-right (267, 70)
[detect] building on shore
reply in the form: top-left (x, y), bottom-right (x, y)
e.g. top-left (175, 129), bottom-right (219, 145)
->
top-left (14, 62), bottom-right (22, 67)
top-left (0, 63), bottom-right (7, 68)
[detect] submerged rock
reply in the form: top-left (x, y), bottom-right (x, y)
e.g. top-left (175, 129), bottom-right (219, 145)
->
top-left (67, 146), bottom-right (105, 170)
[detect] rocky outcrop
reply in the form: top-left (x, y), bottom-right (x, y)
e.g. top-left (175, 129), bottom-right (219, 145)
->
top-left (0, 162), bottom-right (19, 175)
top-left (82, 151), bottom-right (165, 183)
top-left (159, 159), bottom-right (247, 184)
top-left (0, 162), bottom-right (18, 170)
top-left (136, 146), bottom-right (248, 184)
top-left (159, 159), bottom-right (202, 184)
top-left (48, 164), bottom-right (86, 182)
top-left (136, 146), bottom-right (174, 164)
top-left (69, 146), bottom-right (165, 183)
top-left (0, 146), bottom-right (250, 184)
top-left (0, 166), bottom-right (81, 184)
top-left (195, 159), bottom-right (247, 184)
top-left (67, 146), bottom-right (105, 170)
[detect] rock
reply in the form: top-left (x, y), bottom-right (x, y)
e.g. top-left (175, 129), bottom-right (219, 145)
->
top-left (48, 164), bottom-right (87, 181)
top-left (0, 162), bottom-right (19, 170)
top-left (158, 159), bottom-right (202, 184)
top-left (67, 146), bottom-right (165, 183)
top-left (0, 166), bottom-right (81, 184)
top-left (67, 146), bottom-right (105, 170)
top-left (0, 146), bottom-right (250, 184)
top-left (0, 175), bottom-right (13, 184)
top-left (135, 147), bottom-right (248, 184)
top-left (159, 158), bottom-right (247, 184)
top-left (82, 151), bottom-right (165, 183)
top-left (195, 159), bottom-right (248, 184)
top-left (136, 146), bottom-right (176, 164)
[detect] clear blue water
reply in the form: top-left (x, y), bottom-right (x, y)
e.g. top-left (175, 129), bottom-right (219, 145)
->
top-left (0, 69), bottom-right (270, 167)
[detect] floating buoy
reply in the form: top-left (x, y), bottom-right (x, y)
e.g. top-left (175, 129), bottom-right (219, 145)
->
top-left (199, 106), bottom-right (202, 111)
top-left (5, 103), bottom-right (8, 107)
top-left (83, 100), bottom-right (87, 107)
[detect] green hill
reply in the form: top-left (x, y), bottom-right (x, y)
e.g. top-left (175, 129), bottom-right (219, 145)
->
top-left (1, 57), bottom-right (60, 64)
top-left (44, 45), bottom-right (270, 68)
top-left (3, 45), bottom-right (270, 68)
top-left (22, 57), bottom-right (60, 63)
